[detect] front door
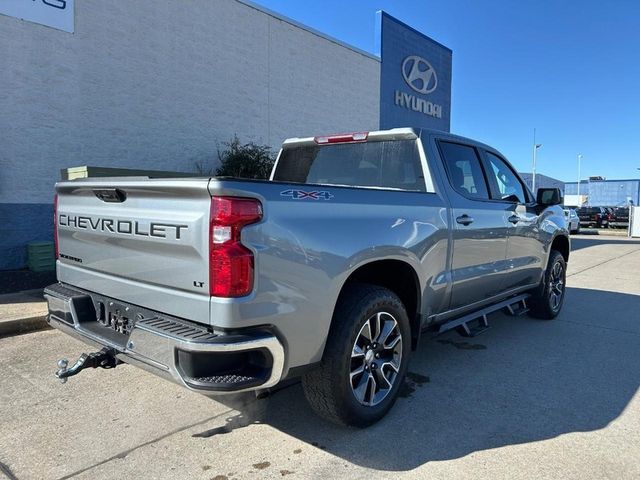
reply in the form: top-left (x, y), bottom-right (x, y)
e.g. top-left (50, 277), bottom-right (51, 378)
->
top-left (480, 149), bottom-right (544, 290)
top-left (436, 141), bottom-right (510, 310)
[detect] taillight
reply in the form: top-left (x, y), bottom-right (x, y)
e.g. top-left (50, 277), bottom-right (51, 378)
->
top-left (209, 196), bottom-right (262, 297)
top-left (54, 194), bottom-right (59, 259)
top-left (313, 132), bottom-right (368, 144)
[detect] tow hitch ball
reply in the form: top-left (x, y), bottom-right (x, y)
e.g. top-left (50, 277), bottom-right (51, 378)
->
top-left (55, 347), bottom-right (121, 383)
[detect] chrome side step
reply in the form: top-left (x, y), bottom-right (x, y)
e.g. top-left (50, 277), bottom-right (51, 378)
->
top-left (436, 294), bottom-right (530, 338)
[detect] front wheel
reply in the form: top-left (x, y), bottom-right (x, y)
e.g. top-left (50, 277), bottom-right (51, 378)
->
top-left (302, 284), bottom-right (411, 427)
top-left (528, 250), bottom-right (567, 319)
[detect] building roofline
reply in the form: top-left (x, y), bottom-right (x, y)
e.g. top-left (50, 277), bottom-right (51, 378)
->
top-left (376, 11), bottom-right (452, 53)
top-left (236, 0), bottom-right (380, 62)
top-left (564, 178), bottom-right (640, 184)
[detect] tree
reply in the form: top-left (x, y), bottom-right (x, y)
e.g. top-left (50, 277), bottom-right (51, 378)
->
top-left (215, 135), bottom-right (275, 179)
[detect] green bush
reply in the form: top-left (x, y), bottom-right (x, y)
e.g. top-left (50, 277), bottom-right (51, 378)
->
top-left (213, 135), bottom-right (276, 179)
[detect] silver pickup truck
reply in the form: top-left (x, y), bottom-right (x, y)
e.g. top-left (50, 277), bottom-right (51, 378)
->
top-left (46, 127), bottom-right (569, 427)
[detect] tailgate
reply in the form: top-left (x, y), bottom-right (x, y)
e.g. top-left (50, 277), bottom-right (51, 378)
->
top-left (55, 177), bottom-right (212, 324)
top-left (615, 210), bottom-right (630, 222)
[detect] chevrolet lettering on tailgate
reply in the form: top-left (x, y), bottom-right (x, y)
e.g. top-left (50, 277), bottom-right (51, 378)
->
top-left (58, 214), bottom-right (188, 239)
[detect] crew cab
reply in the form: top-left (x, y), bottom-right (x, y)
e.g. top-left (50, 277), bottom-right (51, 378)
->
top-left (46, 128), bottom-right (569, 427)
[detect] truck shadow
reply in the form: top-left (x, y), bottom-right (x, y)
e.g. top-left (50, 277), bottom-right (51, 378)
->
top-left (210, 286), bottom-right (640, 471)
top-left (0, 289), bottom-right (45, 305)
top-left (570, 236), bottom-right (640, 251)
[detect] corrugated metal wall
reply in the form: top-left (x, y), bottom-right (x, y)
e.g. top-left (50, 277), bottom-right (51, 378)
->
top-left (564, 180), bottom-right (640, 206)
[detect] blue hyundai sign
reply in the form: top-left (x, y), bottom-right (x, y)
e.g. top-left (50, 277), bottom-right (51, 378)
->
top-left (377, 12), bottom-right (452, 132)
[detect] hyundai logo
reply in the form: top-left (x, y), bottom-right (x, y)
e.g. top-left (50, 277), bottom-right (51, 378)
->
top-left (402, 55), bottom-right (438, 95)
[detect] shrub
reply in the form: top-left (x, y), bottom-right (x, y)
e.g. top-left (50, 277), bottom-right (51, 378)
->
top-left (214, 135), bottom-right (275, 179)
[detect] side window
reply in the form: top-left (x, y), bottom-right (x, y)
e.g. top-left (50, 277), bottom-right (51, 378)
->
top-left (438, 142), bottom-right (490, 199)
top-left (484, 151), bottom-right (527, 203)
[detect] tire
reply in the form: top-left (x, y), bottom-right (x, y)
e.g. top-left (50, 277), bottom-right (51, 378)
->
top-left (302, 284), bottom-right (411, 427)
top-left (528, 250), bottom-right (567, 319)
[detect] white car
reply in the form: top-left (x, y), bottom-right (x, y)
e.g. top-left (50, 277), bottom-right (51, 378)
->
top-left (564, 208), bottom-right (580, 234)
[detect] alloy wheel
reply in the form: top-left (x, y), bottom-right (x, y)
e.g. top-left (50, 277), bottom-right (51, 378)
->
top-left (548, 260), bottom-right (565, 312)
top-left (349, 311), bottom-right (403, 406)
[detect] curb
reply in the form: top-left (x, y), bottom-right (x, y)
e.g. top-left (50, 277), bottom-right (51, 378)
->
top-left (576, 229), bottom-right (629, 237)
top-left (0, 315), bottom-right (50, 338)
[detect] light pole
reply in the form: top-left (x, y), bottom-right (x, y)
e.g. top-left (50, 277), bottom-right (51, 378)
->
top-left (531, 128), bottom-right (542, 193)
top-left (577, 154), bottom-right (583, 198)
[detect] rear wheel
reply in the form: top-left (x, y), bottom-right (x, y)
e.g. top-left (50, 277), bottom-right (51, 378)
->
top-left (302, 284), bottom-right (411, 427)
top-left (529, 250), bottom-right (566, 319)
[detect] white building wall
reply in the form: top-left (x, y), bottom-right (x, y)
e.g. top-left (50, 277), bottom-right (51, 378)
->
top-left (0, 0), bottom-right (381, 204)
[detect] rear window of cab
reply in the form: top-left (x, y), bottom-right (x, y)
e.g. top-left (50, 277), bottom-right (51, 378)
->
top-left (273, 140), bottom-right (426, 192)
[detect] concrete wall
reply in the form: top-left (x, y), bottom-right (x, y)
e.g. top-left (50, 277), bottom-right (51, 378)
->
top-left (0, 0), bottom-right (381, 269)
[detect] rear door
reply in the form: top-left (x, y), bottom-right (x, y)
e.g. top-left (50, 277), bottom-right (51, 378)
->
top-left (436, 141), bottom-right (510, 310)
top-left (479, 150), bottom-right (544, 290)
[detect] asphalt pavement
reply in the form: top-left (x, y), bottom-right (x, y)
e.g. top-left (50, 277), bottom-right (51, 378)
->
top-left (1, 235), bottom-right (639, 480)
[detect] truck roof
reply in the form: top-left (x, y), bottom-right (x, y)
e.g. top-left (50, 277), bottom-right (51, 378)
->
top-left (281, 127), bottom-right (500, 154)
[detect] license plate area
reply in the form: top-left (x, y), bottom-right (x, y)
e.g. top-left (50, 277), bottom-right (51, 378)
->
top-left (95, 300), bottom-right (137, 335)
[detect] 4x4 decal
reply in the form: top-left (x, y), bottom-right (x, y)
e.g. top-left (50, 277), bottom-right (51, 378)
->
top-left (280, 189), bottom-right (334, 200)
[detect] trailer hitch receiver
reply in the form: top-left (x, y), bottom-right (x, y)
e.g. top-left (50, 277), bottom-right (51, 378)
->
top-left (55, 347), bottom-right (121, 383)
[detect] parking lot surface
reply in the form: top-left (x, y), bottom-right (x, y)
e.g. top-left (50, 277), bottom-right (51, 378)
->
top-left (1, 235), bottom-right (639, 480)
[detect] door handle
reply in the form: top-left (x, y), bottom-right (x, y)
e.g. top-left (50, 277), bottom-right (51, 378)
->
top-left (508, 214), bottom-right (521, 224)
top-left (456, 214), bottom-right (474, 226)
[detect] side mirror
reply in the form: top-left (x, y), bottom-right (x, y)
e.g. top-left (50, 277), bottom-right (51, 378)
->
top-left (536, 188), bottom-right (563, 206)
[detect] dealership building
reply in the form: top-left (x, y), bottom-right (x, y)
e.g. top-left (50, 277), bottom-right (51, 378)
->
top-left (519, 173), bottom-right (565, 193)
top-left (521, 174), bottom-right (640, 207)
top-left (0, 0), bottom-right (452, 270)
top-left (564, 179), bottom-right (640, 207)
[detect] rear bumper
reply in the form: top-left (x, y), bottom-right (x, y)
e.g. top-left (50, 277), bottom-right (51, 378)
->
top-left (44, 283), bottom-right (285, 394)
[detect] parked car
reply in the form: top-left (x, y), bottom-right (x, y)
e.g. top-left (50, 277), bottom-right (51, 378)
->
top-left (563, 208), bottom-right (580, 234)
top-left (576, 206), bottom-right (608, 228)
top-left (45, 127), bottom-right (570, 427)
top-left (609, 207), bottom-right (630, 229)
